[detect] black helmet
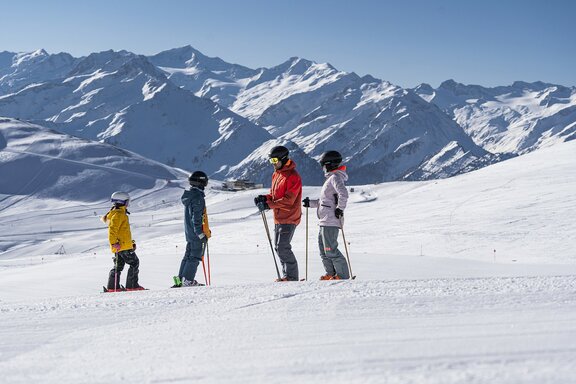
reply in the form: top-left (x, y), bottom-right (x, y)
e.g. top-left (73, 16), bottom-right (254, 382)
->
top-left (319, 150), bottom-right (343, 171)
top-left (268, 145), bottom-right (289, 161)
top-left (189, 171), bottom-right (208, 188)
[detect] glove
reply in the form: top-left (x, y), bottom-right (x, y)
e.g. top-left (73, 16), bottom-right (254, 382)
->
top-left (132, 241), bottom-right (137, 251)
top-left (254, 195), bottom-right (267, 206)
top-left (198, 233), bottom-right (208, 244)
top-left (335, 208), bottom-right (344, 219)
top-left (257, 201), bottom-right (270, 212)
top-left (302, 197), bottom-right (310, 208)
top-left (112, 242), bottom-right (121, 252)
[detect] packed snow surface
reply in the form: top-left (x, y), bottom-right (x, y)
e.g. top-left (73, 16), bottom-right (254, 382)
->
top-left (0, 140), bottom-right (575, 383)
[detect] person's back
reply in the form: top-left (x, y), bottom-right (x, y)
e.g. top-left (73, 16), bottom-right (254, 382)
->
top-left (303, 150), bottom-right (351, 280)
top-left (317, 167), bottom-right (348, 228)
top-left (103, 191), bottom-right (145, 291)
top-left (182, 187), bottom-right (206, 243)
top-left (174, 171), bottom-right (210, 288)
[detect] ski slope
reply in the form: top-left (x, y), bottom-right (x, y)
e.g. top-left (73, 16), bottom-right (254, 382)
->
top-left (0, 141), bottom-right (575, 383)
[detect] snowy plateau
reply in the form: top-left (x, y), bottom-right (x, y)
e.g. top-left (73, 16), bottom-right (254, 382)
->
top-left (0, 46), bottom-right (575, 384)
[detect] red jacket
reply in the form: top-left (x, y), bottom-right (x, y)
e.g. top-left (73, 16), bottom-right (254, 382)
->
top-left (266, 160), bottom-right (302, 225)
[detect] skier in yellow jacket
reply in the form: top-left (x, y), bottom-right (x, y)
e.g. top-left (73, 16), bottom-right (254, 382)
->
top-left (102, 191), bottom-right (145, 291)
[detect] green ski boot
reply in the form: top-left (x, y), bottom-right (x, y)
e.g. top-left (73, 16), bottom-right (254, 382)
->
top-left (171, 276), bottom-right (182, 288)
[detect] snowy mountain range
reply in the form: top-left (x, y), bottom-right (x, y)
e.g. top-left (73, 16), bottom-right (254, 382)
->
top-left (413, 80), bottom-right (576, 154)
top-left (1, 46), bottom-right (575, 191)
top-left (150, 47), bottom-right (503, 183)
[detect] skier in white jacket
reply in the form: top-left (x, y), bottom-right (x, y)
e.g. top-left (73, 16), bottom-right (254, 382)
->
top-left (303, 150), bottom-right (350, 280)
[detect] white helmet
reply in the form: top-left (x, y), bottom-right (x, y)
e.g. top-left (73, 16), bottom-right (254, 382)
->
top-left (111, 191), bottom-right (130, 206)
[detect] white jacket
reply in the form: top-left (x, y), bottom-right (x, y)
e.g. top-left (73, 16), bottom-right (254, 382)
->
top-left (309, 167), bottom-right (348, 228)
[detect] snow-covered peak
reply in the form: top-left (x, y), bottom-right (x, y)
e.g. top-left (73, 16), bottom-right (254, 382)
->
top-left (150, 45), bottom-right (254, 75)
top-left (413, 82), bottom-right (434, 95)
top-left (12, 49), bottom-right (49, 66)
top-left (151, 45), bottom-right (220, 69)
top-left (68, 50), bottom-right (138, 76)
top-left (0, 49), bottom-right (78, 94)
top-left (415, 80), bottom-right (576, 154)
top-left (248, 57), bottom-right (341, 87)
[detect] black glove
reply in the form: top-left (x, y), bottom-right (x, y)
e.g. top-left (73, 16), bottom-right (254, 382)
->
top-left (254, 195), bottom-right (267, 206)
top-left (198, 233), bottom-right (208, 244)
top-left (132, 240), bottom-right (137, 251)
top-left (335, 208), bottom-right (344, 219)
top-left (302, 197), bottom-right (310, 208)
top-left (257, 201), bottom-right (270, 212)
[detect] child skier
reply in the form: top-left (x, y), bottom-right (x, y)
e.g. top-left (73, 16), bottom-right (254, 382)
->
top-left (102, 191), bottom-right (145, 291)
top-left (173, 171), bottom-right (211, 287)
top-left (303, 150), bottom-right (350, 280)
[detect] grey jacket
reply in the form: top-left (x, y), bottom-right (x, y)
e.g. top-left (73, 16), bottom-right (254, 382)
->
top-left (309, 168), bottom-right (349, 228)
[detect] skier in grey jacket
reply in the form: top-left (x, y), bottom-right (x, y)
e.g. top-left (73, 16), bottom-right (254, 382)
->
top-left (303, 150), bottom-right (350, 280)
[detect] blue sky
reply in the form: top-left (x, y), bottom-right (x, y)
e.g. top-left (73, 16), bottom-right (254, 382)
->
top-left (1, 0), bottom-right (574, 88)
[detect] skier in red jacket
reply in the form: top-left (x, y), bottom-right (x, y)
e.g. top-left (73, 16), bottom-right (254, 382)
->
top-left (254, 145), bottom-right (302, 281)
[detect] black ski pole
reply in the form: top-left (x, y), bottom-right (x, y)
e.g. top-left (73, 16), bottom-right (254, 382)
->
top-left (260, 210), bottom-right (281, 280)
top-left (340, 218), bottom-right (356, 279)
top-left (114, 253), bottom-right (118, 291)
top-left (305, 206), bottom-right (309, 281)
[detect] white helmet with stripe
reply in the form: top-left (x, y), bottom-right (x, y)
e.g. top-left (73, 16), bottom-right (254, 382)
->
top-left (110, 191), bottom-right (130, 206)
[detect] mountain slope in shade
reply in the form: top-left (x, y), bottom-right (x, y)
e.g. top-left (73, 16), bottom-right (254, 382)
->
top-left (0, 117), bottom-right (186, 202)
top-left (94, 82), bottom-right (265, 171)
top-left (414, 80), bottom-right (576, 154)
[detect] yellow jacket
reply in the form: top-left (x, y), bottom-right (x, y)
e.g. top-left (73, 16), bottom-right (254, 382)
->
top-left (102, 206), bottom-right (134, 253)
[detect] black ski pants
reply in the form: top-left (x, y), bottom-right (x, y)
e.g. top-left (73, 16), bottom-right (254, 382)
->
top-left (108, 249), bottom-right (140, 289)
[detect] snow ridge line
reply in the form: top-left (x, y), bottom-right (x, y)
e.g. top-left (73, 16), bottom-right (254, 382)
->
top-left (2, 148), bottom-right (159, 180)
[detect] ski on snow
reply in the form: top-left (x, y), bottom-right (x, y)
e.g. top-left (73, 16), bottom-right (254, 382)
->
top-left (102, 285), bottom-right (148, 293)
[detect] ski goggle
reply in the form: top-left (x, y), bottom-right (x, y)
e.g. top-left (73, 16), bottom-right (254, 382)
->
top-left (269, 157), bottom-right (280, 164)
